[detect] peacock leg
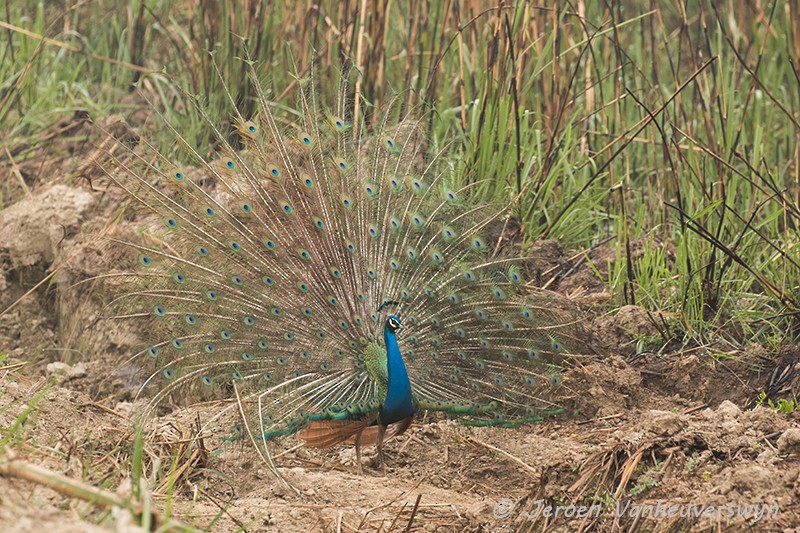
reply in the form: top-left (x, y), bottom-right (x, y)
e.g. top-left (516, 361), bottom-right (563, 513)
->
top-left (376, 424), bottom-right (387, 476)
top-left (355, 430), bottom-right (364, 476)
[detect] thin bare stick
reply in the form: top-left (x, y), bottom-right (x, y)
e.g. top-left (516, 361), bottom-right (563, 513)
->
top-left (404, 494), bottom-right (423, 532)
top-left (466, 436), bottom-right (538, 476)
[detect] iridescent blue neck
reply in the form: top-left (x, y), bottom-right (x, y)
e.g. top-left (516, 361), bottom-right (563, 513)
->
top-left (379, 325), bottom-right (415, 424)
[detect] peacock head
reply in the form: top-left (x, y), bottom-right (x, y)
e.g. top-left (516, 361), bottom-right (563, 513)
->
top-left (386, 315), bottom-right (402, 333)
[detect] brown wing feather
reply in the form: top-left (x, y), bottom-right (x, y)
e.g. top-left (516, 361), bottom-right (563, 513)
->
top-left (299, 417), bottom-right (375, 448)
top-left (299, 414), bottom-right (415, 448)
top-left (358, 414), bottom-right (415, 446)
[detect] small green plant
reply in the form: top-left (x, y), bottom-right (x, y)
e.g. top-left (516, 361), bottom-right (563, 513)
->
top-left (629, 476), bottom-right (658, 496)
top-left (0, 379), bottom-right (53, 453)
top-left (684, 454), bottom-right (697, 474)
top-left (629, 461), bottom-right (663, 496)
top-left (587, 492), bottom-right (615, 511)
top-left (754, 392), bottom-right (797, 414)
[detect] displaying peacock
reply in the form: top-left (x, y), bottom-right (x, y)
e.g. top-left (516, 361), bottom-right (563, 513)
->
top-left (100, 63), bottom-right (591, 479)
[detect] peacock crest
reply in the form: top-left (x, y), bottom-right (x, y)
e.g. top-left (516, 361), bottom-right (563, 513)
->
top-left (100, 62), bottom-right (591, 478)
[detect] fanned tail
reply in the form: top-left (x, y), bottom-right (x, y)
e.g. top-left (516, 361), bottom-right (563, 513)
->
top-left (98, 55), bottom-right (594, 480)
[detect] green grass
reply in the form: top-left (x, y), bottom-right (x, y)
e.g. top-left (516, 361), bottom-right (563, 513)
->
top-left (1, 0), bottom-right (799, 352)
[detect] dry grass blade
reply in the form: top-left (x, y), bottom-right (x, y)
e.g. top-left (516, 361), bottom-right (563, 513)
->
top-left (466, 435), bottom-right (538, 477)
top-left (0, 19), bottom-right (158, 74)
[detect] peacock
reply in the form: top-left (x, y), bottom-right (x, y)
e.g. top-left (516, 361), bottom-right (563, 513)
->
top-left (100, 63), bottom-right (590, 479)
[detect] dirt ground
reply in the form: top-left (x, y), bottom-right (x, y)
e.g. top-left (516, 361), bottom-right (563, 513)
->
top-left (1, 119), bottom-right (799, 532)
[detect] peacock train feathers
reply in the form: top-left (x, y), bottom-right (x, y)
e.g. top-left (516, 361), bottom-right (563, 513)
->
top-left (100, 63), bottom-right (591, 478)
